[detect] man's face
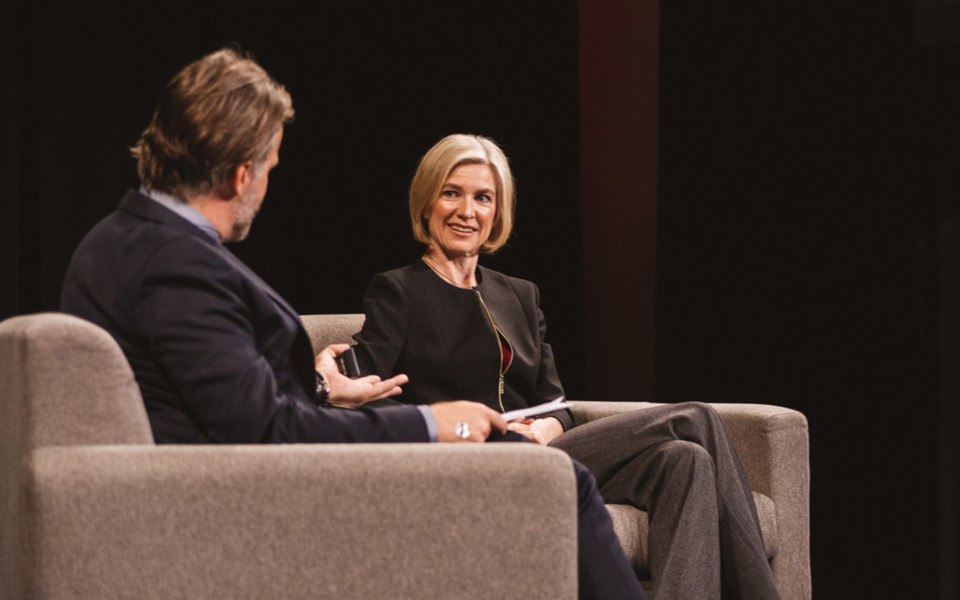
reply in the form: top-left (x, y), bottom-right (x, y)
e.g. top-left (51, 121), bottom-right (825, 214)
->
top-left (228, 128), bottom-right (283, 242)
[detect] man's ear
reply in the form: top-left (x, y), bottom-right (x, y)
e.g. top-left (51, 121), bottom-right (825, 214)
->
top-left (218, 162), bottom-right (254, 200)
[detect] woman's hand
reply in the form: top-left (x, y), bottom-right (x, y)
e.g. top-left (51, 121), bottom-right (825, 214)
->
top-left (315, 344), bottom-right (408, 408)
top-left (507, 416), bottom-right (564, 445)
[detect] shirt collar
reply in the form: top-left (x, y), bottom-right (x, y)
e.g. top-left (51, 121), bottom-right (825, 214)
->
top-left (140, 186), bottom-right (222, 242)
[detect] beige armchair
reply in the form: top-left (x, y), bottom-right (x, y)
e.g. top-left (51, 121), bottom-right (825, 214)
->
top-left (2, 312), bottom-right (810, 600)
top-left (0, 313), bottom-right (579, 600)
top-left (302, 314), bottom-right (812, 600)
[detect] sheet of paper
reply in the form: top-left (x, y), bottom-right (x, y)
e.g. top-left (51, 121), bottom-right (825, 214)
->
top-left (501, 397), bottom-right (569, 422)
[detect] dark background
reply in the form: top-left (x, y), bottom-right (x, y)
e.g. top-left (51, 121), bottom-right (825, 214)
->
top-left (5, 1), bottom-right (959, 598)
top-left (657, 3), bottom-right (959, 599)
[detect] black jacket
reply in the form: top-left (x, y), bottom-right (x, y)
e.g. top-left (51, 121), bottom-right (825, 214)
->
top-left (354, 261), bottom-right (573, 430)
top-left (61, 189), bottom-right (428, 444)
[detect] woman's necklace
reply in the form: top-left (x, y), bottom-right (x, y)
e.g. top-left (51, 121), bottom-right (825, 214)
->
top-left (421, 256), bottom-right (475, 289)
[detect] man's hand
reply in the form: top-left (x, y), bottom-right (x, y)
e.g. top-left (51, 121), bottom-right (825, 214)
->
top-left (507, 416), bottom-right (564, 445)
top-left (315, 344), bottom-right (408, 408)
top-left (430, 401), bottom-right (508, 443)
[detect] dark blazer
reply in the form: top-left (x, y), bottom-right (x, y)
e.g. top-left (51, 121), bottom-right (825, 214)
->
top-left (353, 261), bottom-right (573, 430)
top-left (61, 189), bottom-right (428, 444)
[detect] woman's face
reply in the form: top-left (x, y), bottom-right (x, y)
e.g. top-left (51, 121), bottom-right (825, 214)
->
top-left (425, 163), bottom-right (497, 258)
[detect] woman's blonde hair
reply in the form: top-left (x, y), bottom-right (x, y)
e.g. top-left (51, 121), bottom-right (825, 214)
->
top-left (409, 134), bottom-right (515, 254)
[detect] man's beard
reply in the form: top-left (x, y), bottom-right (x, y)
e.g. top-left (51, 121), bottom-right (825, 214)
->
top-left (226, 189), bottom-right (261, 242)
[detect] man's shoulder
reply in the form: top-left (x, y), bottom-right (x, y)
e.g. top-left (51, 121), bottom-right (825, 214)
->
top-left (67, 191), bottom-right (234, 296)
top-left (80, 190), bottom-right (204, 242)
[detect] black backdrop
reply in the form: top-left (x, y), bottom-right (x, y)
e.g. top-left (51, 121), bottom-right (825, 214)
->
top-left (4, 0), bottom-right (586, 392)
top-left (6, 1), bottom-right (960, 599)
top-left (657, 3), bottom-right (959, 599)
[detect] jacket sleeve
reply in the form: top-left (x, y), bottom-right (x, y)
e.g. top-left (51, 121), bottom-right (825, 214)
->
top-left (353, 272), bottom-right (409, 381)
top-left (135, 241), bottom-right (428, 443)
top-left (528, 283), bottom-right (575, 431)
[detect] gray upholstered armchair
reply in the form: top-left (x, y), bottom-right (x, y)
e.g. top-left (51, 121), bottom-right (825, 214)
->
top-left (1, 313), bottom-right (579, 600)
top-left (2, 312), bottom-right (810, 600)
top-left (301, 314), bottom-right (812, 600)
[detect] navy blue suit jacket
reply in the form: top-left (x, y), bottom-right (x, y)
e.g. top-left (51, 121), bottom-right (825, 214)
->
top-left (61, 189), bottom-right (428, 444)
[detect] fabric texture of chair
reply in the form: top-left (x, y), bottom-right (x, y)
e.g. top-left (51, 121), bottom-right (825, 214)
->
top-left (2, 312), bottom-right (810, 600)
top-left (1, 313), bottom-right (578, 600)
top-left (302, 313), bottom-right (812, 600)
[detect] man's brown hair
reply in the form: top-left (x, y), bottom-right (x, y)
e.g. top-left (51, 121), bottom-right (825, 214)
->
top-left (131, 48), bottom-right (294, 198)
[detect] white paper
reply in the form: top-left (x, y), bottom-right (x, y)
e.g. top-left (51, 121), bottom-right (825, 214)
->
top-left (501, 396), bottom-right (569, 422)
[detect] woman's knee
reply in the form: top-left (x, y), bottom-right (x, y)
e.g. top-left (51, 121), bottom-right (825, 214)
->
top-left (671, 401), bottom-right (725, 438)
top-left (679, 401), bottom-right (722, 423)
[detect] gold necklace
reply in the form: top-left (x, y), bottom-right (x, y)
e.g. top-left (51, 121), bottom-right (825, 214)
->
top-left (421, 257), bottom-right (475, 289)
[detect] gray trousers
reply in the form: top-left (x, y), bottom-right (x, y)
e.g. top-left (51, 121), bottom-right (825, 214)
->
top-left (550, 402), bottom-right (781, 600)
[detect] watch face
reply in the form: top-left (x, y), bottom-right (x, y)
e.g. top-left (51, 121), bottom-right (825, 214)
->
top-left (315, 371), bottom-right (330, 402)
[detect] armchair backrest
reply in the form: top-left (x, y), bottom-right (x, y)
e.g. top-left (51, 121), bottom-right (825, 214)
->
top-left (300, 313), bottom-right (365, 354)
top-left (1, 313), bottom-right (154, 598)
top-left (0, 313), bottom-right (154, 451)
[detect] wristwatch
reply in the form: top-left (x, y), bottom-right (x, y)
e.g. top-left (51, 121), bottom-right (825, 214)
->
top-left (315, 370), bottom-right (331, 404)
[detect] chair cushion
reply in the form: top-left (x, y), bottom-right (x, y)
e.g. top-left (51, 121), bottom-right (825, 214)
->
top-left (607, 492), bottom-right (777, 579)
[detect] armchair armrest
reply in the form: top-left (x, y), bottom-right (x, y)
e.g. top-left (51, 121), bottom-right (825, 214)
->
top-left (711, 403), bottom-right (810, 600)
top-left (569, 400), bottom-right (811, 600)
top-left (21, 443), bottom-right (578, 600)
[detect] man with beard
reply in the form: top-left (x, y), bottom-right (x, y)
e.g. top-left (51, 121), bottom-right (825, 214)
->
top-left (59, 48), bottom-right (645, 600)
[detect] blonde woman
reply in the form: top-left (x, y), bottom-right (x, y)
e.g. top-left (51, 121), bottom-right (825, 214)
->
top-left (354, 134), bottom-right (781, 600)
